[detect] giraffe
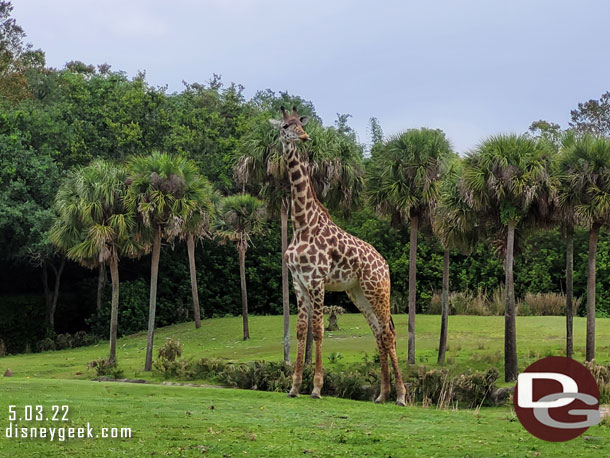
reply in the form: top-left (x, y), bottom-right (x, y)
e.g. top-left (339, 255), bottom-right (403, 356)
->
top-left (269, 106), bottom-right (406, 406)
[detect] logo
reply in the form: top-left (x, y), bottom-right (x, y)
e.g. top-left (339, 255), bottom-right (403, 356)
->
top-left (514, 356), bottom-right (600, 442)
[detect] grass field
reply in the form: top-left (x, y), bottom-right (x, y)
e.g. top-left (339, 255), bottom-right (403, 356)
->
top-left (2, 314), bottom-right (610, 383)
top-left (2, 314), bottom-right (610, 456)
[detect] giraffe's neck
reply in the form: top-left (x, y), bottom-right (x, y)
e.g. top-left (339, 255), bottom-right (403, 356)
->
top-left (282, 141), bottom-right (328, 232)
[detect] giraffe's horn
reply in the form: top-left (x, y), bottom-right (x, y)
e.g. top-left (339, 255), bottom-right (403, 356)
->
top-left (292, 106), bottom-right (298, 117)
top-left (280, 105), bottom-right (289, 120)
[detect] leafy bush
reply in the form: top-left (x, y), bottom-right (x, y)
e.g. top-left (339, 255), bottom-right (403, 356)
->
top-left (88, 358), bottom-right (124, 379)
top-left (55, 333), bottom-right (73, 350)
top-left (452, 368), bottom-right (499, 408)
top-left (585, 361), bottom-right (610, 403)
top-left (428, 289), bottom-right (497, 316)
top-left (428, 287), bottom-right (579, 317)
top-left (323, 306), bottom-right (345, 331)
top-left (72, 331), bottom-right (98, 347)
top-left (151, 355), bottom-right (501, 408)
top-left (327, 351), bottom-right (344, 364)
top-left (517, 292), bottom-right (581, 316)
top-left (158, 338), bottom-right (182, 362)
top-left (37, 337), bottom-right (56, 352)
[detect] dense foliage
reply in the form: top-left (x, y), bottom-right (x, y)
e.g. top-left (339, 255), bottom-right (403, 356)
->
top-left (2, 3), bottom-right (610, 360)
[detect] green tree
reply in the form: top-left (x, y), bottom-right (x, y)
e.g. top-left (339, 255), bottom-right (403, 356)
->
top-left (570, 92), bottom-right (610, 136)
top-left (0, 1), bottom-right (45, 102)
top-left (0, 129), bottom-right (62, 326)
top-left (433, 157), bottom-right (479, 363)
top-left (216, 194), bottom-right (265, 340)
top-left (554, 132), bottom-right (581, 358)
top-left (528, 120), bottom-right (562, 151)
top-left (368, 128), bottom-right (452, 364)
top-left (126, 152), bottom-right (208, 370)
top-left (461, 134), bottom-right (556, 381)
top-left (166, 178), bottom-right (218, 329)
top-left (558, 134), bottom-right (610, 361)
top-left (367, 116), bottom-right (384, 157)
top-left (49, 160), bottom-right (139, 363)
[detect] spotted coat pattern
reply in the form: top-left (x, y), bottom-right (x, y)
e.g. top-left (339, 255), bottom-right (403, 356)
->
top-left (270, 107), bottom-right (406, 405)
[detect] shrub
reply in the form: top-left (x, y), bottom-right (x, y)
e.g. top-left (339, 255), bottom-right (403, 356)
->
top-left (72, 331), bottom-right (98, 347)
top-left (55, 333), bottom-right (73, 350)
top-left (151, 354), bottom-right (501, 408)
top-left (585, 361), bottom-right (610, 404)
top-left (88, 358), bottom-right (124, 379)
top-left (158, 338), bottom-right (183, 362)
top-left (323, 306), bottom-right (345, 331)
top-left (327, 352), bottom-right (344, 364)
top-left (452, 368), bottom-right (499, 408)
top-left (517, 292), bottom-right (581, 316)
top-left (428, 287), bottom-right (580, 316)
top-left (37, 337), bottom-right (56, 352)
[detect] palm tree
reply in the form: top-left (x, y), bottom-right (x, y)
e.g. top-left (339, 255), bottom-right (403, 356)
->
top-left (558, 134), bottom-right (610, 361)
top-left (235, 117), bottom-right (364, 360)
top-left (368, 128), bottom-right (452, 364)
top-left (235, 117), bottom-right (291, 356)
top-left (126, 152), bottom-right (209, 371)
top-left (461, 134), bottom-right (556, 381)
top-left (554, 131), bottom-right (579, 358)
top-left (433, 157), bottom-right (479, 364)
top-left (50, 160), bottom-right (139, 364)
top-left (216, 194), bottom-right (266, 340)
top-left (165, 178), bottom-right (218, 329)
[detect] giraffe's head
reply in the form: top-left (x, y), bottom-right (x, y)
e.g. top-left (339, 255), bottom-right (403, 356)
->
top-left (269, 105), bottom-right (310, 143)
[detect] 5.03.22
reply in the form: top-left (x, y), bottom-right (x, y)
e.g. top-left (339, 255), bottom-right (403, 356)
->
top-left (8, 405), bottom-right (69, 422)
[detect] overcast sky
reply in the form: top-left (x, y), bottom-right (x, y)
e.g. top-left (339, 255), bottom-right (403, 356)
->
top-left (12, 0), bottom-right (610, 153)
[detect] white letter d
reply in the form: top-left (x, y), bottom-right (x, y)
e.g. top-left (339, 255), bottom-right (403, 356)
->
top-left (518, 372), bottom-right (578, 408)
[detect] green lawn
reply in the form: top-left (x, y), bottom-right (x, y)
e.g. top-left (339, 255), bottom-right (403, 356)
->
top-left (2, 314), bottom-right (610, 383)
top-left (1, 378), bottom-right (609, 457)
top-left (2, 315), bottom-right (610, 456)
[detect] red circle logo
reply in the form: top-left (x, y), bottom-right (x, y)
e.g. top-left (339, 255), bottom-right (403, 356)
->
top-left (514, 356), bottom-right (600, 442)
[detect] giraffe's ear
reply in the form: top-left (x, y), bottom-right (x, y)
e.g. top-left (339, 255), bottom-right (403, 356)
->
top-left (269, 119), bottom-right (282, 128)
top-left (299, 116), bottom-right (309, 126)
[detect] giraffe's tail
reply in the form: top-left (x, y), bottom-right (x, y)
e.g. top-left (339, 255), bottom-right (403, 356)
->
top-left (389, 316), bottom-right (395, 332)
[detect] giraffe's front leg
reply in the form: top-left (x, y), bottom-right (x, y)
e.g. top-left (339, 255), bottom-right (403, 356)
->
top-left (289, 281), bottom-right (309, 398)
top-left (310, 283), bottom-right (325, 399)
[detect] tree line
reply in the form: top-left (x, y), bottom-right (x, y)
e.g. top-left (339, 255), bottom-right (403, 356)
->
top-left (2, 2), bottom-right (610, 381)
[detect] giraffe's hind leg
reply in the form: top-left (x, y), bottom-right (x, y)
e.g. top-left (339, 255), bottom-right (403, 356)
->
top-left (346, 284), bottom-right (391, 403)
top-left (311, 285), bottom-right (325, 399)
top-left (348, 281), bottom-right (406, 406)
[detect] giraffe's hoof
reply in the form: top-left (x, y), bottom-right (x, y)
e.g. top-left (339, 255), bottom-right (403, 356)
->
top-left (311, 392), bottom-right (321, 399)
top-left (395, 399), bottom-right (406, 407)
top-left (287, 391), bottom-right (299, 398)
top-left (374, 394), bottom-right (388, 404)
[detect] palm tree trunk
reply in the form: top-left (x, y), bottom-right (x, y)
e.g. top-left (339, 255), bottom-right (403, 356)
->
top-left (586, 223), bottom-right (600, 362)
top-left (144, 227), bottom-right (162, 371)
top-left (239, 243), bottom-right (250, 340)
top-left (407, 215), bottom-right (418, 364)
top-left (565, 225), bottom-right (574, 359)
top-left (108, 256), bottom-right (119, 364)
top-left (47, 257), bottom-right (66, 330)
top-left (504, 220), bottom-right (518, 382)
top-left (187, 234), bottom-right (202, 329)
top-left (97, 262), bottom-right (106, 313)
top-left (281, 200), bottom-right (290, 363)
top-left (437, 247), bottom-right (450, 364)
top-left (41, 261), bottom-right (51, 319)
